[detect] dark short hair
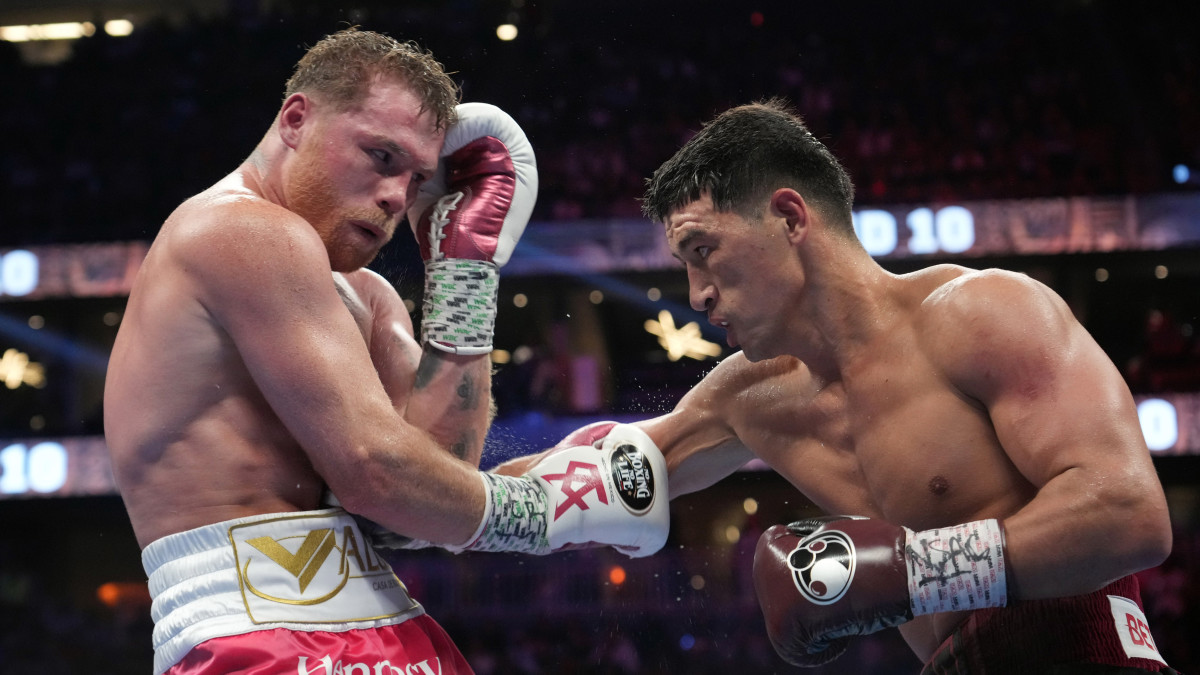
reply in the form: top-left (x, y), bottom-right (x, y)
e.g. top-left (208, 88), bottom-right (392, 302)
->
top-left (284, 27), bottom-right (460, 131)
top-left (642, 98), bottom-right (855, 234)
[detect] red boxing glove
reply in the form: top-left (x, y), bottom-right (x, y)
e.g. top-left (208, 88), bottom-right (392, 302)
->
top-left (407, 102), bottom-right (537, 354)
top-left (754, 516), bottom-right (1009, 667)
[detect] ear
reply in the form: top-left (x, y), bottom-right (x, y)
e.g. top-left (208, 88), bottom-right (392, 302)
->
top-left (770, 188), bottom-right (810, 246)
top-left (277, 93), bottom-right (311, 150)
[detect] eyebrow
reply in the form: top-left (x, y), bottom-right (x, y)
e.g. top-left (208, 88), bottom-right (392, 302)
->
top-left (669, 229), bottom-right (700, 263)
top-left (371, 136), bottom-right (437, 176)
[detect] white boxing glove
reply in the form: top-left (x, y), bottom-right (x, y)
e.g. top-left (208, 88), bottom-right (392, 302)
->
top-left (407, 102), bottom-right (538, 355)
top-left (460, 423), bottom-right (670, 558)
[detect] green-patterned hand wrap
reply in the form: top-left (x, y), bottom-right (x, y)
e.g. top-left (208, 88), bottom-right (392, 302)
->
top-left (456, 473), bottom-right (550, 555)
top-left (421, 258), bottom-right (500, 355)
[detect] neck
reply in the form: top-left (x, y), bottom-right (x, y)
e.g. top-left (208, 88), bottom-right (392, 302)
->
top-left (238, 131), bottom-right (287, 207)
top-left (789, 235), bottom-right (894, 377)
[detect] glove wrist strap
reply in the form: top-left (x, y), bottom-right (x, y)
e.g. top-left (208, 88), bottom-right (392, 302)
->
top-left (906, 518), bottom-right (1008, 616)
top-left (421, 259), bottom-right (500, 355)
top-left (459, 473), bottom-right (550, 555)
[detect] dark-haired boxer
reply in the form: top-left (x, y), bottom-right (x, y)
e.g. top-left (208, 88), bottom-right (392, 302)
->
top-left (516, 99), bottom-right (1176, 673)
top-left (105, 28), bottom-right (668, 675)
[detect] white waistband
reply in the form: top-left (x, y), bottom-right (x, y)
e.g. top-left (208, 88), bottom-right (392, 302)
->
top-left (143, 508), bottom-right (423, 675)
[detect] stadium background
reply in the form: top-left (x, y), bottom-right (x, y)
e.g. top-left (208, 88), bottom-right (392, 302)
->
top-left (1, 1), bottom-right (1198, 672)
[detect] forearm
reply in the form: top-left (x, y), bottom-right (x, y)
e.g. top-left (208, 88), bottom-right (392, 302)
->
top-left (350, 423), bottom-right (671, 557)
top-left (490, 449), bottom-right (550, 476)
top-left (403, 344), bottom-right (492, 466)
top-left (1002, 468), bottom-right (1171, 600)
top-left (324, 418), bottom-right (488, 547)
top-left (638, 413), bottom-right (752, 499)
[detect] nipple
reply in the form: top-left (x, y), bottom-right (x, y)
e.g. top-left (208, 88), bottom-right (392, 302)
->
top-left (928, 475), bottom-right (950, 496)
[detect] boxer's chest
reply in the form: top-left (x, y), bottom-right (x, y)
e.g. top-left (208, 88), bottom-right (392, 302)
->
top-left (755, 347), bottom-right (1023, 528)
top-left (839, 356), bottom-right (1023, 529)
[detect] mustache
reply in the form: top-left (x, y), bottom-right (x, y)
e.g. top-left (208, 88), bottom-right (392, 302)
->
top-left (344, 209), bottom-right (394, 230)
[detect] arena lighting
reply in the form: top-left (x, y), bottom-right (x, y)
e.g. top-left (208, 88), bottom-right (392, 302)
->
top-left (644, 310), bottom-right (723, 361)
top-left (0, 313), bottom-right (110, 374)
top-left (0, 22), bottom-right (94, 41)
top-left (0, 20), bottom-right (133, 42)
top-left (496, 23), bottom-right (518, 41)
top-left (0, 348), bottom-right (45, 389)
top-left (607, 565), bottom-right (626, 585)
top-left (97, 581), bottom-right (151, 608)
top-left (488, 239), bottom-right (728, 343)
top-left (105, 19), bottom-right (134, 37)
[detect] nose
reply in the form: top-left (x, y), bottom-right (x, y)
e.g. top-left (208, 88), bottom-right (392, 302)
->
top-left (687, 268), bottom-right (715, 313)
top-left (377, 173), bottom-right (417, 218)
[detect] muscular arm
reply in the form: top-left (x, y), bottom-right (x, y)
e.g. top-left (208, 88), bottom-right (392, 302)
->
top-left (639, 354), bottom-right (770, 497)
top-left (349, 269), bottom-right (491, 467)
top-left (190, 208), bottom-right (486, 545)
top-left (406, 347), bottom-right (491, 466)
top-left (931, 271), bottom-right (1172, 599)
top-left (493, 353), bottom-right (767, 497)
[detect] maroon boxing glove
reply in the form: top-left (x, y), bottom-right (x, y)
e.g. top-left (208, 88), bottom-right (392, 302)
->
top-left (406, 102), bottom-right (537, 355)
top-left (754, 516), bottom-right (1009, 667)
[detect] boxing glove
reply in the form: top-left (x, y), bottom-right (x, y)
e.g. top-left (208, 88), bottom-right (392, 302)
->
top-left (460, 423), bottom-right (670, 558)
top-left (754, 516), bottom-right (1009, 666)
top-left (407, 102), bottom-right (538, 355)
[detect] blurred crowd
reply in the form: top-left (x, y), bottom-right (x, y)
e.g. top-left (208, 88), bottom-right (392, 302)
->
top-left (2, 1), bottom-right (1200, 673)
top-left (1, 1), bottom-right (1197, 247)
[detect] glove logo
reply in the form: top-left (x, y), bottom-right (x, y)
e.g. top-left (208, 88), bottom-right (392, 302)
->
top-left (787, 530), bottom-right (857, 605)
top-left (541, 460), bottom-right (609, 520)
top-left (609, 443), bottom-right (656, 514)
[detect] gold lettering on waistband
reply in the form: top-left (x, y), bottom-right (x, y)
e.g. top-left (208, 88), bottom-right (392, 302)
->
top-left (227, 511), bottom-right (420, 622)
top-left (339, 525), bottom-right (366, 575)
top-left (246, 529), bottom-right (336, 593)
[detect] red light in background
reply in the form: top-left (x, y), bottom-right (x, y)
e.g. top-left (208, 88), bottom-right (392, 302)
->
top-left (750, 11), bottom-right (764, 27)
top-left (97, 581), bottom-right (151, 608)
top-left (608, 565), bottom-right (627, 585)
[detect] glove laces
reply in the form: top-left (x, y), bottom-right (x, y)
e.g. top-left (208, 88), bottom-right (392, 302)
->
top-left (425, 191), bottom-right (464, 261)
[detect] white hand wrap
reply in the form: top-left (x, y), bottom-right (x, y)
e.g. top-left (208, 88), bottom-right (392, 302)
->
top-left (420, 258), bottom-right (500, 355)
top-left (906, 518), bottom-right (1009, 616)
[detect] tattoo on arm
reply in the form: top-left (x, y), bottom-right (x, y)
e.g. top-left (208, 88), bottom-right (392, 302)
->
top-left (457, 371), bottom-right (480, 411)
top-left (414, 345), bottom-right (444, 390)
top-left (451, 430), bottom-right (477, 461)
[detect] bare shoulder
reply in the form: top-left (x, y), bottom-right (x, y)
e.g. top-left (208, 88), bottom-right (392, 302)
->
top-left (914, 266), bottom-right (1082, 392)
top-left (341, 268), bottom-right (405, 310)
top-left (339, 268), bottom-right (415, 341)
top-left (918, 267), bottom-right (1073, 341)
top-left (163, 183), bottom-right (330, 304)
top-left (342, 267), bottom-right (394, 295)
top-left (171, 184), bottom-right (318, 260)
